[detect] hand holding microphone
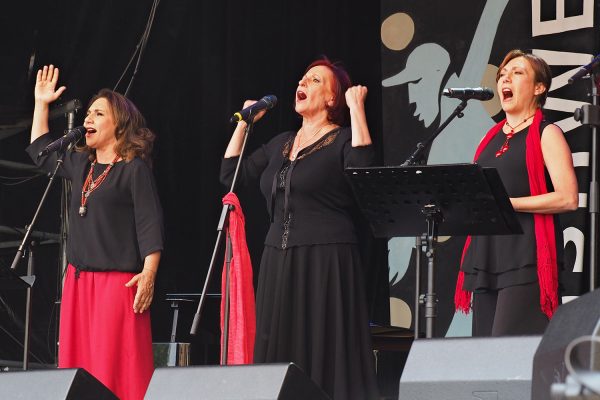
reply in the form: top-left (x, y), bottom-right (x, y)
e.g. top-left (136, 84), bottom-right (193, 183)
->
top-left (230, 95), bottom-right (277, 123)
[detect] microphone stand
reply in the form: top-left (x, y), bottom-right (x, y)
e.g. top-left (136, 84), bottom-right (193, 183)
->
top-left (402, 99), bottom-right (468, 167)
top-left (52, 110), bottom-right (76, 364)
top-left (10, 152), bottom-right (67, 370)
top-left (190, 115), bottom-right (256, 366)
top-left (573, 70), bottom-right (600, 291)
top-left (402, 98), bottom-right (469, 339)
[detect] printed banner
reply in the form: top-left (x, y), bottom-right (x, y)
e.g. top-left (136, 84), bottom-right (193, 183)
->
top-left (381, 0), bottom-right (598, 336)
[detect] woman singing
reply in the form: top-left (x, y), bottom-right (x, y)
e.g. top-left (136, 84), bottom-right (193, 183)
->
top-left (221, 57), bottom-right (378, 400)
top-left (27, 65), bottom-right (164, 400)
top-left (455, 50), bottom-right (578, 336)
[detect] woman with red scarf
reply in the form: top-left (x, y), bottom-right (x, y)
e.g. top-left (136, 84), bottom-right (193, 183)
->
top-left (455, 50), bottom-right (578, 336)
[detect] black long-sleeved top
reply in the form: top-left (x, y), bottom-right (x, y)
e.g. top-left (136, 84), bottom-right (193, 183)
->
top-left (27, 135), bottom-right (164, 272)
top-left (220, 127), bottom-right (374, 248)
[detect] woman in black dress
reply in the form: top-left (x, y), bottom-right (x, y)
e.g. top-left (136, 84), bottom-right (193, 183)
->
top-left (221, 58), bottom-right (378, 400)
top-left (455, 50), bottom-right (578, 336)
top-left (28, 65), bottom-right (163, 399)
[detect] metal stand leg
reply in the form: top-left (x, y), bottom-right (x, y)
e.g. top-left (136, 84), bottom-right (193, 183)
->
top-left (421, 205), bottom-right (442, 339)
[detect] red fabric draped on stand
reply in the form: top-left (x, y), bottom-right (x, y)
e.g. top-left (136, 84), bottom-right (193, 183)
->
top-left (221, 192), bottom-right (256, 364)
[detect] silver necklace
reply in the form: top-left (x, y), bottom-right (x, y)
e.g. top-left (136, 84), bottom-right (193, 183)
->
top-left (290, 124), bottom-right (330, 161)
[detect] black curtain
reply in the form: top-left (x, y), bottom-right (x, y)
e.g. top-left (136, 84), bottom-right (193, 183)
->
top-left (0, 0), bottom-right (388, 365)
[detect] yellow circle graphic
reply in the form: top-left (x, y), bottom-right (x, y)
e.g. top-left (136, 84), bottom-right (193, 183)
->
top-left (481, 64), bottom-right (502, 117)
top-left (381, 13), bottom-right (415, 51)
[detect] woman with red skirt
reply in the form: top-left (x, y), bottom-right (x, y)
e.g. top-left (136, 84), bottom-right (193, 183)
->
top-left (27, 65), bottom-right (164, 400)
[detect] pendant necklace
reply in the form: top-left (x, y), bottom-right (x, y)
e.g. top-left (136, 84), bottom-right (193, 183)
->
top-left (495, 113), bottom-right (536, 158)
top-left (290, 124), bottom-right (330, 161)
top-left (79, 154), bottom-right (120, 216)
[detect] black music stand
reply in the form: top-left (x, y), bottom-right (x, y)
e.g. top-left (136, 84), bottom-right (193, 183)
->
top-left (346, 163), bottom-right (522, 338)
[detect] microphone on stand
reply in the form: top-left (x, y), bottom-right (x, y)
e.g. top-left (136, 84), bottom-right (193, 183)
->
top-left (568, 53), bottom-right (600, 84)
top-left (442, 87), bottom-right (494, 101)
top-left (38, 126), bottom-right (86, 157)
top-left (230, 95), bottom-right (278, 123)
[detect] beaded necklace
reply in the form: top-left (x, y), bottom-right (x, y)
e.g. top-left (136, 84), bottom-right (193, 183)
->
top-left (495, 113), bottom-right (536, 158)
top-left (79, 154), bottom-right (120, 216)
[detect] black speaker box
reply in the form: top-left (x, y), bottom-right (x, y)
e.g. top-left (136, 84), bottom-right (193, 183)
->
top-left (145, 362), bottom-right (330, 399)
top-left (532, 289), bottom-right (600, 400)
top-left (398, 336), bottom-right (541, 400)
top-left (0, 368), bottom-right (117, 399)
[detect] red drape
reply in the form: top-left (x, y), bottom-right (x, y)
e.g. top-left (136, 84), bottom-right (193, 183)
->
top-left (220, 192), bottom-right (256, 364)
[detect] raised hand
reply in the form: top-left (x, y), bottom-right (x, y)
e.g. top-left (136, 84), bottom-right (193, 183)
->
top-left (345, 85), bottom-right (368, 111)
top-left (35, 65), bottom-right (66, 105)
top-left (345, 85), bottom-right (372, 146)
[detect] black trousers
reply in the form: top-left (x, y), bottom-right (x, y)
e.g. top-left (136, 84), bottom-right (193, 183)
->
top-left (472, 281), bottom-right (549, 337)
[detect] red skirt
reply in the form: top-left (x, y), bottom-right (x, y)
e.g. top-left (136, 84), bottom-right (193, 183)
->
top-left (58, 264), bottom-right (154, 400)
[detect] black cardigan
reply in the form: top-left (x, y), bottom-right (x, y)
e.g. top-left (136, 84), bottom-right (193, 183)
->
top-left (221, 127), bottom-right (374, 248)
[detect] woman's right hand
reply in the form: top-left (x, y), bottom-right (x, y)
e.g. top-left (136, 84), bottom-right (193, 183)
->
top-left (238, 99), bottom-right (267, 124)
top-left (225, 99), bottom-right (267, 158)
top-left (35, 65), bottom-right (66, 105)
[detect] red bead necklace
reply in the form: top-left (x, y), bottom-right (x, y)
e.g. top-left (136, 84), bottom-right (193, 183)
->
top-left (79, 155), bottom-right (120, 217)
top-left (495, 113), bottom-right (536, 158)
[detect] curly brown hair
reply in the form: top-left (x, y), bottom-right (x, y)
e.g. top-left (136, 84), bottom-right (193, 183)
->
top-left (80, 89), bottom-right (155, 166)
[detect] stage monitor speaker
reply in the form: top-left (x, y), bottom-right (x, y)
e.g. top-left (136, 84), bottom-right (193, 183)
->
top-left (532, 289), bottom-right (600, 400)
top-left (145, 362), bottom-right (330, 400)
top-left (398, 335), bottom-right (541, 400)
top-left (0, 368), bottom-right (117, 399)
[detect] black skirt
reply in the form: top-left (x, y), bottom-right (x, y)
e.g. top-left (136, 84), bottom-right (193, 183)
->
top-left (254, 243), bottom-right (378, 400)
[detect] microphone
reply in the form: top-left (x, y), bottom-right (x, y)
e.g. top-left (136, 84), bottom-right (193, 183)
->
top-left (230, 95), bottom-right (277, 123)
top-left (442, 87), bottom-right (494, 101)
top-left (568, 53), bottom-right (600, 84)
top-left (38, 126), bottom-right (86, 157)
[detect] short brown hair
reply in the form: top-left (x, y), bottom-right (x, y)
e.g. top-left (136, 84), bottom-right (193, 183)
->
top-left (305, 57), bottom-right (352, 126)
top-left (496, 49), bottom-right (552, 107)
top-left (83, 89), bottom-right (155, 165)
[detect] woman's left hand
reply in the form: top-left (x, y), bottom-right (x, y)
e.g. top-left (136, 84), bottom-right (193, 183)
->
top-left (125, 268), bottom-right (156, 313)
top-left (345, 85), bottom-right (368, 110)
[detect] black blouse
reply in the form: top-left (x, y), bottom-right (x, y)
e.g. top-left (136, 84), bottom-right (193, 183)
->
top-left (220, 127), bottom-right (375, 248)
top-left (462, 121), bottom-right (563, 291)
top-left (27, 135), bottom-right (164, 272)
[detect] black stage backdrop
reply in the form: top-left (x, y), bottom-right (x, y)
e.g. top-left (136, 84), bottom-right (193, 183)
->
top-left (0, 0), bottom-right (389, 365)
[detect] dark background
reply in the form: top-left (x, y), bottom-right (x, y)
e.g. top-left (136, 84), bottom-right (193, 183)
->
top-left (0, 0), bottom-right (389, 365)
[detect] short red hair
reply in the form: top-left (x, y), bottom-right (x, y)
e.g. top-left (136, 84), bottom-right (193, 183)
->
top-left (305, 57), bottom-right (352, 126)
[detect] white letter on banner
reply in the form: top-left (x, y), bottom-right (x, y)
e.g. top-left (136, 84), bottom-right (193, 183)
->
top-left (531, 50), bottom-right (592, 132)
top-left (532, 0), bottom-right (594, 36)
top-left (564, 227), bottom-right (585, 273)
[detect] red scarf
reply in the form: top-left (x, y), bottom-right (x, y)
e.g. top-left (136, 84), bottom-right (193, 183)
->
top-left (454, 108), bottom-right (558, 318)
top-left (221, 192), bottom-right (256, 364)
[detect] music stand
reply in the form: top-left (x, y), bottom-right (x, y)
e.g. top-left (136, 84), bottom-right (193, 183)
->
top-left (346, 163), bottom-right (522, 338)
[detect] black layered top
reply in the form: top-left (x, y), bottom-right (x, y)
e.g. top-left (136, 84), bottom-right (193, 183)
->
top-left (220, 127), bottom-right (374, 249)
top-left (27, 135), bottom-right (164, 272)
top-left (462, 121), bottom-right (563, 290)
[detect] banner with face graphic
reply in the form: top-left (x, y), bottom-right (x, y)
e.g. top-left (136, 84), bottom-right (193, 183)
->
top-left (381, 0), bottom-right (598, 337)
